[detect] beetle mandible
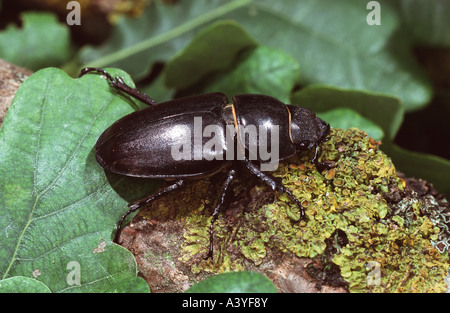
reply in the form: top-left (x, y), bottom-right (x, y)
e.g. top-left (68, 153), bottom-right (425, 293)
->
top-left (79, 67), bottom-right (333, 259)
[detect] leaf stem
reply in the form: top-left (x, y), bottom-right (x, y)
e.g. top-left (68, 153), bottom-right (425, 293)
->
top-left (85, 0), bottom-right (252, 68)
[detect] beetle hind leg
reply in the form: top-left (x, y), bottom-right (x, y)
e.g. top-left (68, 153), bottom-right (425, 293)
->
top-left (114, 179), bottom-right (186, 243)
top-left (79, 67), bottom-right (157, 106)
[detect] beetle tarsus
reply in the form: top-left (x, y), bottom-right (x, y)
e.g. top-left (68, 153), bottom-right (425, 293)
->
top-left (79, 67), bottom-right (114, 81)
top-left (282, 188), bottom-right (306, 221)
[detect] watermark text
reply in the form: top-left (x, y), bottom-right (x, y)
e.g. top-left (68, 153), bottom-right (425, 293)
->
top-left (170, 117), bottom-right (280, 171)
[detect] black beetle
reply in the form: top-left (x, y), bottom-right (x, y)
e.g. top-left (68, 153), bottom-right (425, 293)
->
top-left (79, 67), bottom-right (332, 259)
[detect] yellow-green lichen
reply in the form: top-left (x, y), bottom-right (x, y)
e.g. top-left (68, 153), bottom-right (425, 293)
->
top-left (141, 128), bottom-right (449, 292)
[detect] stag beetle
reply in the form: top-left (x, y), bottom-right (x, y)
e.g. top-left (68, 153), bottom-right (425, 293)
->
top-left (79, 67), bottom-right (332, 259)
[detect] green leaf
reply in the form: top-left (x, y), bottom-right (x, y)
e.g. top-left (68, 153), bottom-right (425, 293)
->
top-left (186, 272), bottom-right (278, 293)
top-left (397, 0), bottom-right (450, 46)
top-left (164, 20), bottom-right (258, 90)
top-left (0, 276), bottom-right (51, 293)
top-left (138, 74), bottom-right (175, 104)
top-left (226, 0), bottom-right (432, 111)
top-left (104, 277), bottom-right (150, 293)
top-left (381, 143), bottom-right (450, 198)
top-left (81, 0), bottom-right (432, 111)
top-left (317, 108), bottom-right (384, 141)
top-left (80, 0), bottom-right (252, 80)
top-left (291, 85), bottom-right (404, 140)
top-left (163, 20), bottom-right (299, 101)
top-left (0, 12), bottom-right (72, 70)
top-left (204, 46), bottom-right (300, 102)
top-left (0, 68), bottom-right (157, 292)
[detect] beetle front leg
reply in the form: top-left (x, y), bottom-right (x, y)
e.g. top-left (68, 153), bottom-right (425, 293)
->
top-left (205, 169), bottom-right (237, 260)
top-left (311, 144), bottom-right (334, 172)
top-left (114, 179), bottom-right (186, 243)
top-left (243, 160), bottom-right (305, 221)
top-left (79, 67), bottom-right (157, 106)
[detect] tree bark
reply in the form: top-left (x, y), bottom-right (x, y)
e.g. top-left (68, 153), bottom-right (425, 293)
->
top-left (0, 59), bottom-right (32, 129)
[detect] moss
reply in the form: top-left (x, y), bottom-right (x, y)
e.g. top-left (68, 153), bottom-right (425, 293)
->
top-left (140, 128), bottom-right (449, 292)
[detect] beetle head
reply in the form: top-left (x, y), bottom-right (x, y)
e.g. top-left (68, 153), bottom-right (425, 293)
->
top-left (288, 105), bottom-right (330, 151)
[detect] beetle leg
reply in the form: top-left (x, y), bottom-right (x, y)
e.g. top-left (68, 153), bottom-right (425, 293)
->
top-left (311, 144), bottom-right (334, 172)
top-left (79, 67), bottom-right (157, 106)
top-left (114, 179), bottom-right (186, 243)
top-left (243, 160), bottom-right (305, 221)
top-left (109, 76), bottom-right (158, 106)
top-left (79, 67), bottom-right (114, 81)
top-left (205, 169), bottom-right (237, 260)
